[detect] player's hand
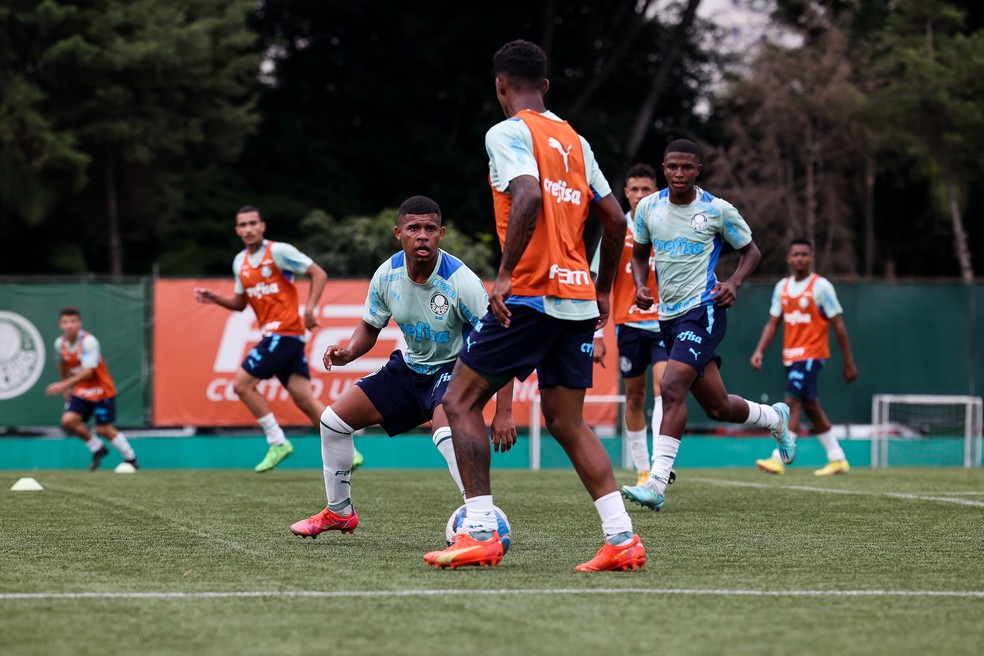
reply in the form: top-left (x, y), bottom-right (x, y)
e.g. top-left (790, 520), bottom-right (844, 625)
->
top-left (592, 337), bottom-right (607, 367)
top-left (750, 351), bottom-right (763, 371)
top-left (45, 381), bottom-right (66, 397)
top-left (490, 414), bottom-right (517, 453)
top-left (711, 280), bottom-right (738, 308)
top-left (303, 308), bottom-right (319, 331)
top-left (489, 271), bottom-right (512, 328)
top-left (843, 359), bottom-right (858, 384)
top-left (194, 288), bottom-right (217, 304)
top-left (323, 345), bottom-right (350, 371)
top-left (635, 286), bottom-right (655, 310)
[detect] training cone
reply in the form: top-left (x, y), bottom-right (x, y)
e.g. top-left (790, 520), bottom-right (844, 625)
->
top-left (11, 477), bottom-right (43, 492)
top-left (114, 462), bottom-right (137, 474)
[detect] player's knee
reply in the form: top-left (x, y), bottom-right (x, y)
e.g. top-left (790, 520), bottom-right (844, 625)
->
top-left (320, 406), bottom-right (353, 439)
top-left (231, 376), bottom-right (256, 398)
top-left (60, 415), bottom-right (76, 431)
top-left (703, 402), bottom-right (730, 422)
top-left (624, 389), bottom-right (646, 412)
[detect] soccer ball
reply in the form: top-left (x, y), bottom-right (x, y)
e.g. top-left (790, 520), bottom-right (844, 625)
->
top-left (445, 504), bottom-right (512, 553)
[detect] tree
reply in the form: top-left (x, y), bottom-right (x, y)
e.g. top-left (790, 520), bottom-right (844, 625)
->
top-left (867, 0), bottom-right (983, 282)
top-left (704, 18), bottom-right (865, 276)
top-left (0, 0), bottom-right (260, 276)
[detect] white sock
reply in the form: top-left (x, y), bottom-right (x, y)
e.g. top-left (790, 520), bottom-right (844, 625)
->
top-left (432, 427), bottom-right (465, 497)
top-left (745, 400), bottom-right (782, 431)
top-left (110, 432), bottom-right (135, 460)
top-left (650, 396), bottom-right (664, 458)
top-left (816, 429), bottom-right (845, 461)
top-left (258, 412), bottom-right (287, 446)
top-left (594, 491), bottom-right (633, 543)
top-left (463, 495), bottom-right (497, 535)
top-left (320, 407), bottom-right (354, 513)
top-left (648, 435), bottom-right (680, 495)
top-left (626, 428), bottom-right (650, 473)
top-left (85, 437), bottom-right (103, 453)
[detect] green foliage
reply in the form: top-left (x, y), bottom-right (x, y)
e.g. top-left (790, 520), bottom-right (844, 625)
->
top-left (0, 0), bottom-right (261, 274)
top-left (298, 207), bottom-right (498, 279)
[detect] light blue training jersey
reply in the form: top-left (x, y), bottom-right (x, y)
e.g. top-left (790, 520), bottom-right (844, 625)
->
top-left (485, 110), bottom-right (612, 321)
top-left (634, 187), bottom-right (753, 320)
top-left (364, 249), bottom-right (489, 375)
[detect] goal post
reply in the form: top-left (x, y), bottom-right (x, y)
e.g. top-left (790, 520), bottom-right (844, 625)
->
top-left (871, 394), bottom-right (983, 468)
top-left (529, 395), bottom-right (625, 471)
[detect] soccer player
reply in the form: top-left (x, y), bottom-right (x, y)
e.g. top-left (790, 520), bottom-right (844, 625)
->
top-left (424, 40), bottom-right (646, 572)
top-left (591, 163), bottom-right (674, 486)
top-left (45, 307), bottom-right (139, 471)
top-left (194, 206), bottom-right (363, 473)
top-left (751, 238), bottom-right (859, 475)
top-left (289, 196), bottom-right (515, 538)
top-left (620, 139), bottom-right (794, 512)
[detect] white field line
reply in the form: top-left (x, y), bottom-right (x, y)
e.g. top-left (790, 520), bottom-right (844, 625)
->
top-left (1, 588), bottom-right (983, 601)
top-left (691, 478), bottom-right (984, 508)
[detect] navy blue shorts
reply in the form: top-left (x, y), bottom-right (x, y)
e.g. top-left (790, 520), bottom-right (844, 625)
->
top-left (784, 359), bottom-right (825, 401)
top-left (65, 396), bottom-right (116, 425)
top-left (459, 304), bottom-right (595, 389)
top-left (659, 304), bottom-right (727, 377)
top-left (241, 334), bottom-right (310, 386)
top-left (616, 325), bottom-right (668, 378)
top-left (355, 351), bottom-right (455, 436)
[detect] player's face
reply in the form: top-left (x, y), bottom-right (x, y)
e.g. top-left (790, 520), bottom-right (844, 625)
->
top-left (234, 212), bottom-right (266, 249)
top-left (787, 244), bottom-right (814, 275)
top-left (396, 213), bottom-right (445, 265)
top-left (624, 176), bottom-right (657, 213)
top-left (59, 314), bottom-right (81, 341)
top-left (662, 153), bottom-right (701, 199)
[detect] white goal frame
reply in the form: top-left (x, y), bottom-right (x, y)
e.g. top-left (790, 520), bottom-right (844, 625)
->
top-left (528, 395), bottom-right (626, 471)
top-left (871, 394), bottom-right (983, 469)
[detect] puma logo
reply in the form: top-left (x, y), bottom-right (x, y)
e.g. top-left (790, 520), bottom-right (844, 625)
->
top-left (547, 137), bottom-right (573, 172)
top-left (688, 347), bottom-right (701, 360)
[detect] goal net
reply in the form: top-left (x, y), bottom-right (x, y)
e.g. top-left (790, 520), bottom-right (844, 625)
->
top-left (871, 395), bottom-right (983, 468)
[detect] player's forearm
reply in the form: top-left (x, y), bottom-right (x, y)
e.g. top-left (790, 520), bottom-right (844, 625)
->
top-left (62, 367), bottom-right (95, 388)
top-left (754, 320), bottom-right (778, 354)
top-left (494, 379), bottom-right (516, 417)
top-left (305, 263), bottom-right (328, 309)
top-left (631, 249), bottom-right (651, 291)
top-left (727, 242), bottom-right (762, 288)
top-left (833, 321), bottom-right (855, 364)
top-left (213, 294), bottom-right (248, 311)
top-left (344, 322), bottom-right (382, 362)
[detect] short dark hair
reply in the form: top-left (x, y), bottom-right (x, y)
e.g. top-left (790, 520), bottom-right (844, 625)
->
top-left (625, 163), bottom-right (657, 182)
top-left (59, 307), bottom-right (80, 318)
top-left (493, 40), bottom-right (547, 88)
top-left (236, 205), bottom-right (261, 218)
top-left (789, 237), bottom-right (813, 251)
top-left (664, 139), bottom-right (702, 162)
top-left (398, 195), bottom-right (442, 223)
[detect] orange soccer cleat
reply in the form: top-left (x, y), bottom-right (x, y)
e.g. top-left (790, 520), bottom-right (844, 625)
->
top-left (574, 534), bottom-right (647, 572)
top-left (290, 506), bottom-right (359, 539)
top-left (424, 531), bottom-right (504, 569)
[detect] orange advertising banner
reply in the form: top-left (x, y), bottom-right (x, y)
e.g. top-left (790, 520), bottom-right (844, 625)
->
top-left (153, 279), bottom-right (619, 428)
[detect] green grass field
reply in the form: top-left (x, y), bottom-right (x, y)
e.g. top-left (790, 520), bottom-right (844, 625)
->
top-left (2, 467), bottom-right (982, 656)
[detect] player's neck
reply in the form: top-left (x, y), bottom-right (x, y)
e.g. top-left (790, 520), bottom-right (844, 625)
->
top-left (792, 271), bottom-right (812, 282)
top-left (668, 188), bottom-right (696, 205)
top-left (406, 257), bottom-right (438, 284)
top-left (509, 95), bottom-right (547, 117)
top-left (246, 241), bottom-right (264, 255)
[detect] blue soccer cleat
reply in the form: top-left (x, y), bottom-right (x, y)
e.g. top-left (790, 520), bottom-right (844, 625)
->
top-left (771, 402), bottom-right (796, 464)
top-left (620, 482), bottom-right (665, 511)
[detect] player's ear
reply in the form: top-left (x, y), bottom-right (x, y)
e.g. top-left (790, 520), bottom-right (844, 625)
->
top-left (393, 225), bottom-right (401, 241)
